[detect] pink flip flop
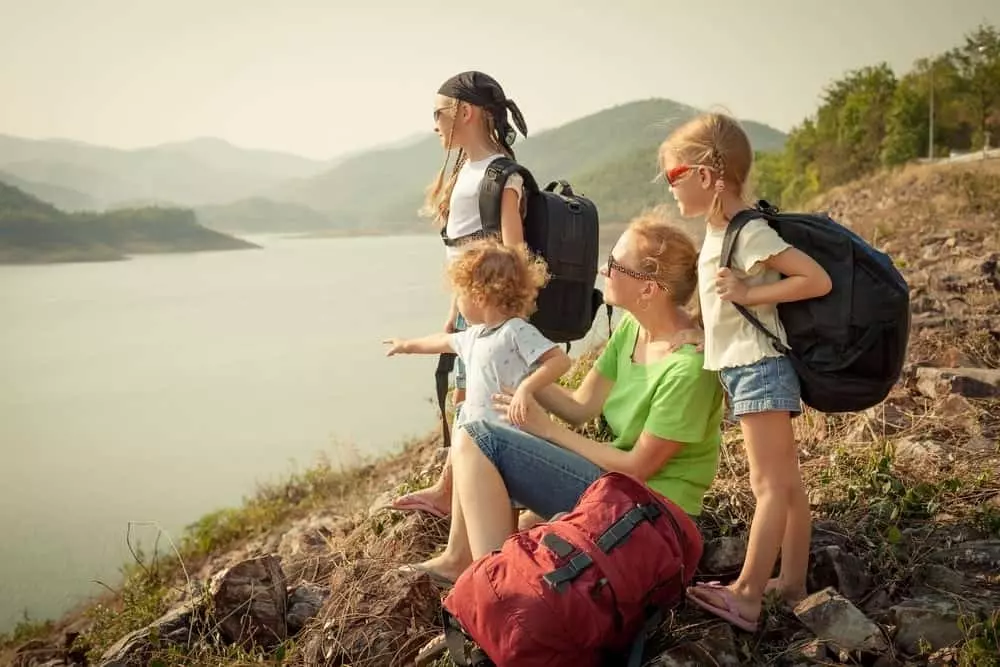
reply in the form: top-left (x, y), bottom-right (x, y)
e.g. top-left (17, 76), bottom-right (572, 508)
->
top-left (686, 581), bottom-right (759, 633)
top-left (386, 493), bottom-right (449, 519)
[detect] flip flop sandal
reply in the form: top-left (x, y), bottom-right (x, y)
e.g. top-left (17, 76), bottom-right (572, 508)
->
top-left (686, 581), bottom-right (759, 633)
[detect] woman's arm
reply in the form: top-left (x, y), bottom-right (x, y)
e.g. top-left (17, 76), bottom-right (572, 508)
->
top-left (538, 420), bottom-right (681, 482)
top-left (499, 188), bottom-right (525, 247)
top-left (534, 369), bottom-right (613, 426)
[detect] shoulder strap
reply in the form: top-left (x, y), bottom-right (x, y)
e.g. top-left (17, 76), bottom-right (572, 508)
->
top-left (434, 353), bottom-right (456, 447)
top-left (718, 209), bottom-right (790, 355)
top-left (478, 156), bottom-right (539, 236)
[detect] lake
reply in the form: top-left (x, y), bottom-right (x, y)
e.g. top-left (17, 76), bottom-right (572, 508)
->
top-left (0, 233), bottom-right (612, 632)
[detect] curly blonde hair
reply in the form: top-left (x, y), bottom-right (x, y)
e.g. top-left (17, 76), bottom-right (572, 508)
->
top-left (447, 240), bottom-right (549, 318)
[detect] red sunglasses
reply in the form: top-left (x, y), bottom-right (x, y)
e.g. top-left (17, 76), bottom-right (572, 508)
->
top-left (664, 164), bottom-right (700, 187)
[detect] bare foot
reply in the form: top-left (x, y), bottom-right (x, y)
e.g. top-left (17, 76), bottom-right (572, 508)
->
top-left (414, 554), bottom-right (467, 584)
top-left (764, 577), bottom-right (807, 606)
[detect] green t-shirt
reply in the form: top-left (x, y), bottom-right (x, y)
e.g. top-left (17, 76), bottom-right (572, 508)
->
top-left (594, 313), bottom-right (724, 516)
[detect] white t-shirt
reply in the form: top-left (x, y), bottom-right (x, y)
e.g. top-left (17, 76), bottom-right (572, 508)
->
top-left (445, 153), bottom-right (524, 260)
top-left (698, 219), bottom-right (792, 371)
top-left (448, 317), bottom-right (556, 427)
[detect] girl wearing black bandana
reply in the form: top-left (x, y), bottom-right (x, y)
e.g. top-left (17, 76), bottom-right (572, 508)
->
top-left (388, 72), bottom-right (530, 520)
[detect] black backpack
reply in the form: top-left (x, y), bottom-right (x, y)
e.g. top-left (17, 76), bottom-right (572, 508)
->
top-left (434, 157), bottom-right (606, 446)
top-left (720, 200), bottom-right (910, 413)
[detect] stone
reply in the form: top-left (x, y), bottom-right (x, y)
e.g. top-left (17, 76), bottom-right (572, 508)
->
top-left (699, 537), bottom-right (747, 574)
top-left (210, 554), bottom-right (287, 649)
top-left (915, 366), bottom-right (1000, 399)
top-left (934, 539), bottom-right (1000, 572)
top-left (913, 564), bottom-right (965, 595)
top-left (888, 597), bottom-right (967, 654)
top-left (807, 545), bottom-right (872, 603)
top-left (286, 583), bottom-right (329, 635)
top-left (12, 640), bottom-right (64, 667)
top-left (793, 587), bottom-right (887, 653)
top-left (894, 437), bottom-right (946, 463)
top-left (98, 600), bottom-right (201, 667)
top-left (648, 623), bottom-right (741, 666)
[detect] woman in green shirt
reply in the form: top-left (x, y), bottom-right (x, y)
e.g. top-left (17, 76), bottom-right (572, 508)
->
top-left (411, 214), bottom-right (725, 583)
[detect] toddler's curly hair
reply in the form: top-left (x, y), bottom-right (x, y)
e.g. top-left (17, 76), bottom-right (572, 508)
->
top-left (447, 240), bottom-right (549, 319)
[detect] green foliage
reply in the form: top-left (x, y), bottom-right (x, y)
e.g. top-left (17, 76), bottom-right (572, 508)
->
top-left (754, 23), bottom-right (1000, 209)
top-left (0, 614), bottom-right (55, 650)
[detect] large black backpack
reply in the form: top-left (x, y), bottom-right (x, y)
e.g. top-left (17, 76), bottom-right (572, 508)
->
top-left (434, 157), bottom-right (605, 446)
top-left (720, 200), bottom-right (910, 413)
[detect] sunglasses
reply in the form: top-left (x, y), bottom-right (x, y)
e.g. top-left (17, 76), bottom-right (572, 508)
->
top-left (608, 253), bottom-right (667, 290)
top-left (664, 164), bottom-right (699, 187)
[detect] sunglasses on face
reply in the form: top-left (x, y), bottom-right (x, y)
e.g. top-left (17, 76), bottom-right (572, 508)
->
top-left (664, 164), bottom-right (698, 187)
top-left (608, 253), bottom-right (665, 289)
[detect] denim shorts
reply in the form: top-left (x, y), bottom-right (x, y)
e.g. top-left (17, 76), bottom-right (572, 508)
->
top-left (454, 312), bottom-right (467, 391)
top-left (461, 420), bottom-right (604, 520)
top-left (719, 355), bottom-right (801, 418)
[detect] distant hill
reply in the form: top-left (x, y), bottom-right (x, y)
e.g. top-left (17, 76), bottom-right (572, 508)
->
top-left (274, 98), bottom-right (787, 227)
top-left (0, 170), bottom-right (97, 211)
top-left (195, 198), bottom-right (352, 234)
top-left (0, 180), bottom-right (257, 264)
top-left (0, 135), bottom-right (329, 210)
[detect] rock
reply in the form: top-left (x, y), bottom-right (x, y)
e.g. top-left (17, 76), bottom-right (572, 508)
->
top-left (888, 596), bottom-right (967, 654)
top-left (913, 564), bottom-right (965, 595)
top-left (699, 537), bottom-right (747, 574)
top-left (98, 600), bottom-right (201, 667)
top-left (807, 545), bottom-right (872, 603)
top-left (894, 436), bottom-right (946, 463)
top-left (934, 539), bottom-right (1000, 571)
top-left (793, 587), bottom-right (887, 653)
top-left (286, 583), bottom-right (329, 635)
top-left (863, 401), bottom-right (912, 435)
top-left (377, 512), bottom-right (449, 561)
top-left (648, 623), bottom-right (740, 666)
top-left (210, 554), bottom-right (287, 649)
top-left (790, 638), bottom-right (829, 663)
top-left (915, 366), bottom-right (1000, 399)
top-left (277, 512), bottom-right (351, 582)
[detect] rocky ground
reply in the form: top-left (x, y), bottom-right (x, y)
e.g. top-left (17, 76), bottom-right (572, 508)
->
top-left (3, 160), bottom-right (999, 666)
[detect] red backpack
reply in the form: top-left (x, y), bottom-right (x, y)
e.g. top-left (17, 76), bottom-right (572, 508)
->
top-left (441, 472), bottom-right (703, 667)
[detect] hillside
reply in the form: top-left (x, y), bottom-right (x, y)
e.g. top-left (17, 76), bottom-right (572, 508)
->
top-left (0, 135), bottom-right (329, 210)
top-left (275, 98), bottom-right (787, 227)
top-left (0, 171), bottom-right (97, 211)
top-left (0, 181), bottom-right (258, 264)
top-left (5, 160), bottom-right (997, 667)
top-left (195, 198), bottom-right (355, 235)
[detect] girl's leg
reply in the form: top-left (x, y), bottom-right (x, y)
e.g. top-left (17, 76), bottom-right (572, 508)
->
top-left (768, 464), bottom-right (810, 604)
top-left (414, 457), bottom-right (472, 581)
top-left (689, 410), bottom-right (801, 625)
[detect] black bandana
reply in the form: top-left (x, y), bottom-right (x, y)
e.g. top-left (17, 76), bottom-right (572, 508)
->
top-left (437, 71), bottom-right (528, 150)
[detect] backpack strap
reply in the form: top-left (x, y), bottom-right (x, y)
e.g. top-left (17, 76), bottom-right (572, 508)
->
top-left (719, 210), bottom-right (792, 356)
top-left (435, 353), bottom-right (456, 447)
top-left (477, 156), bottom-right (539, 236)
top-left (626, 607), bottom-right (664, 667)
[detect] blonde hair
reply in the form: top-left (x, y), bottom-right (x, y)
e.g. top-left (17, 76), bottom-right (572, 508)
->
top-left (447, 240), bottom-right (549, 318)
top-left (659, 112), bottom-right (754, 222)
top-left (626, 213), bottom-right (699, 306)
top-left (421, 99), bottom-right (514, 227)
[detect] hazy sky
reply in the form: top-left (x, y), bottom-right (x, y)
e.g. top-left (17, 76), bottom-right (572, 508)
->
top-left (2, 0), bottom-right (998, 160)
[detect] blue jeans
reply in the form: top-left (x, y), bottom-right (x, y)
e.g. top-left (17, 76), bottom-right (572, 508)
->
top-left (462, 420), bottom-right (603, 520)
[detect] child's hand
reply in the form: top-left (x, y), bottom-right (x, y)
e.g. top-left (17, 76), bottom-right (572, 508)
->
top-left (382, 338), bottom-right (408, 356)
top-left (507, 385), bottom-right (531, 426)
top-left (715, 268), bottom-right (750, 304)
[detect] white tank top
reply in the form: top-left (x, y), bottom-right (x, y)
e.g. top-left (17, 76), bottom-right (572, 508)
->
top-left (444, 153), bottom-right (524, 260)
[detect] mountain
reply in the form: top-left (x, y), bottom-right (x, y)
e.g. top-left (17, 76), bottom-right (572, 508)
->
top-left (0, 135), bottom-right (329, 210)
top-left (0, 170), bottom-right (97, 211)
top-left (0, 180), bottom-right (257, 264)
top-left (195, 198), bottom-right (351, 234)
top-left (273, 98), bottom-right (788, 227)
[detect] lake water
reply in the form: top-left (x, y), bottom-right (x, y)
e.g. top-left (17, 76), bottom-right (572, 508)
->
top-left (0, 233), bottom-right (612, 632)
